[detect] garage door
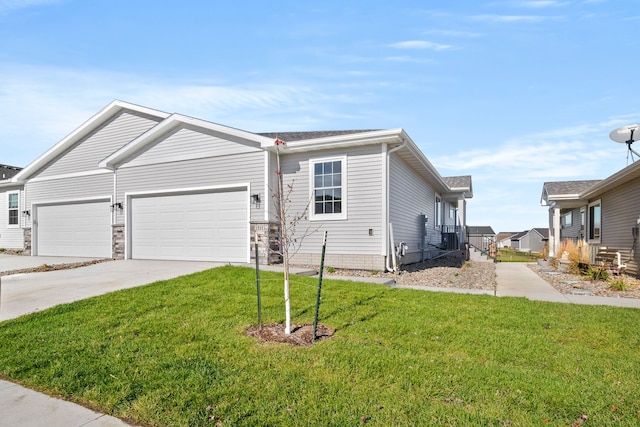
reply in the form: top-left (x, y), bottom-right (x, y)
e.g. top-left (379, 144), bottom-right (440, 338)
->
top-left (130, 190), bottom-right (248, 262)
top-left (36, 200), bottom-right (112, 257)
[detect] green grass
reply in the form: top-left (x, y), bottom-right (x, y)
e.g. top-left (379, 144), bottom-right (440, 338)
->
top-left (1, 265), bottom-right (639, 426)
top-left (497, 247), bottom-right (541, 262)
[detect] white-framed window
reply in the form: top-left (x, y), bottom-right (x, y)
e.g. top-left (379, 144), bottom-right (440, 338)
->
top-left (309, 156), bottom-right (347, 221)
top-left (8, 191), bottom-right (19, 227)
top-left (562, 211), bottom-right (572, 227)
top-left (588, 200), bottom-right (601, 242)
top-left (435, 196), bottom-right (442, 227)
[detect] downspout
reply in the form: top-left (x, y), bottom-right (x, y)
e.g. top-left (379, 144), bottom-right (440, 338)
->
top-left (385, 139), bottom-right (408, 272)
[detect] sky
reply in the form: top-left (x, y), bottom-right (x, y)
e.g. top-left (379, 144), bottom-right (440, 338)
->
top-left (1, 0), bottom-right (639, 233)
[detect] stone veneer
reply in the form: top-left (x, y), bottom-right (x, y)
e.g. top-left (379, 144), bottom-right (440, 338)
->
top-left (250, 221), bottom-right (282, 264)
top-left (23, 227), bottom-right (31, 256)
top-left (112, 224), bottom-right (125, 260)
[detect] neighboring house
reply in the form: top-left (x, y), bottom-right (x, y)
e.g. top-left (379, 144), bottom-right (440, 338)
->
top-left (0, 165), bottom-right (24, 250)
top-left (3, 100), bottom-right (473, 271)
top-left (495, 232), bottom-right (518, 248)
top-left (541, 161), bottom-right (640, 276)
top-left (510, 228), bottom-right (548, 253)
top-left (1, 164), bottom-right (22, 180)
top-left (466, 226), bottom-right (495, 251)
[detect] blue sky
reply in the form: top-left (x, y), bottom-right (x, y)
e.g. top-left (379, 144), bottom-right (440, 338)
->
top-left (1, 0), bottom-right (638, 232)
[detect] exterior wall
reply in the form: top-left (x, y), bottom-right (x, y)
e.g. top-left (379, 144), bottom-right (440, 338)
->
top-left (560, 207), bottom-right (583, 242)
top-left (590, 180), bottom-right (640, 276)
top-left (0, 186), bottom-right (25, 249)
top-left (116, 150), bottom-right (265, 223)
top-left (34, 112), bottom-right (161, 178)
top-left (389, 153), bottom-right (438, 264)
top-left (278, 145), bottom-right (385, 270)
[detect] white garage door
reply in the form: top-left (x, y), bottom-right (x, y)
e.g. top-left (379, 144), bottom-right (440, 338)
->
top-left (36, 200), bottom-right (112, 257)
top-left (130, 190), bottom-right (248, 262)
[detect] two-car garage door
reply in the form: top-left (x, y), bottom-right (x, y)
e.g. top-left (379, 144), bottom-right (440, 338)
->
top-left (130, 190), bottom-right (248, 262)
top-left (34, 190), bottom-right (249, 262)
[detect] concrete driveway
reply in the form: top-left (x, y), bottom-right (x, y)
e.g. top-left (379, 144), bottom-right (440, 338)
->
top-left (0, 255), bottom-right (225, 322)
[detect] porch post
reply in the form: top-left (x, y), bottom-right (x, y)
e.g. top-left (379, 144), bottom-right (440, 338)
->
top-left (549, 207), bottom-right (561, 257)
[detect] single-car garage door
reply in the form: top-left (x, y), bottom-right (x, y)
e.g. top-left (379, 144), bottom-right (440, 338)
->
top-left (130, 189), bottom-right (248, 262)
top-left (36, 200), bottom-right (112, 257)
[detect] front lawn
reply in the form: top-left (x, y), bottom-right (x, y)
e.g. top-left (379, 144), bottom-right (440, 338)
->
top-left (1, 266), bottom-right (639, 426)
top-left (497, 247), bottom-right (541, 262)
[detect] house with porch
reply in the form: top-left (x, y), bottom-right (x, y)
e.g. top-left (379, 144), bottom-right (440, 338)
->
top-left (541, 162), bottom-right (640, 276)
top-left (1, 100), bottom-right (473, 271)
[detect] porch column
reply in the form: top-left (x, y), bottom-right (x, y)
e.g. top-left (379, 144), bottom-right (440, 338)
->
top-left (549, 207), bottom-right (561, 257)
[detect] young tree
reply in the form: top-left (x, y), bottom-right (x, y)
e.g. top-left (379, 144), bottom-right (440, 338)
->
top-left (274, 137), bottom-right (292, 334)
top-left (273, 137), bottom-right (319, 335)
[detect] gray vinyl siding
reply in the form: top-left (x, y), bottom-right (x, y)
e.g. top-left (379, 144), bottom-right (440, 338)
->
top-left (594, 180), bottom-right (640, 276)
top-left (0, 187), bottom-right (25, 249)
top-left (124, 125), bottom-right (260, 168)
top-left (560, 208), bottom-right (583, 241)
top-left (25, 173), bottom-right (113, 212)
top-left (389, 153), bottom-right (437, 256)
top-left (116, 150), bottom-right (265, 223)
top-left (278, 145), bottom-right (384, 261)
top-left (35, 112), bottom-right (161, 178)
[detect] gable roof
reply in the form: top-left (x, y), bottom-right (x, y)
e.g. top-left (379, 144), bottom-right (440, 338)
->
top-left (258, 130), bottom-right (379, 141)
top-left (0, 164), bottom-right (22, 180)
top-left (532, 228), bottom-right (549, 239)
top-left (510, 231), bottom-right (528, 240)
top-left (13, 100), bottom-right (169, 182)
top-left (100, 113), bottom-right (274, 169)
top-left (467, 226), bottom-right (495, 235)
top-left (443, 175), bottom-right (473, 198)
top-left (496, 232), bottom-right (518, 242)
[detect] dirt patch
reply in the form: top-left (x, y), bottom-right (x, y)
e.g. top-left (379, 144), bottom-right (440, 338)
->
top-left (0, 259), bottom-right (112, 277)
top-left (245, 323), bottom-right (334, 346)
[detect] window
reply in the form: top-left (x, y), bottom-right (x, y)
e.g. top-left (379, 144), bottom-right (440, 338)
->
top-left (588, 200), bottom-right (601, 241)
top-left (310, 157), bottom-right (346, 220)
top-left (8, 192), bottom-right (18, 226)
top-left (435, 196), bottom-right (442, 227)
top-left (562, 212), bottom-right (572, 227)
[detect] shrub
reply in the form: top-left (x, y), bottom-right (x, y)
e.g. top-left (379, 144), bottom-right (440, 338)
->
top-left (583, 266), bottom-right (609, 281)
top-left (609, 278), bottom-right (628, 292)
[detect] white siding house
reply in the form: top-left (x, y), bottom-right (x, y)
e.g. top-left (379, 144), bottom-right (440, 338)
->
top-left (6, 100), bottom-right (473, 271)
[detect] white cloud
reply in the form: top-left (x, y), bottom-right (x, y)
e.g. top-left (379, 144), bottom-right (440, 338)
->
top-left (0, 0), bottom-right (60, 13)
top-left (471, 14), bottom-right (558, 23)
top-left (431, 119), bottom-right (632, 184)
top-left (0, 63), bottom-right (346, 166)
top-left (387, 40), bottom-right (453, 51)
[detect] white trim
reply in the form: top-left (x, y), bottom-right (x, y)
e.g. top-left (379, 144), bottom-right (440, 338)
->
top-left (31, 196), bottom-right (112, 256)
top-left (7, 190), bottom-right (20, 228)
top-left (100, 114), bottom-right (272, 169)
top-left (14, 100), bottom-right (169, 182)
top-left (264, 151), bottom-right (270, 222)
top-left (308, 155), bottom-right (347, 222)
top-left (27, 169), bottom-right (112, 183)
top-left (381, 144), bottom-right (388, 256)
top-left (124, 183), bottom-right (250, 261)
top-left (587, 199), bottom-right (602, 244)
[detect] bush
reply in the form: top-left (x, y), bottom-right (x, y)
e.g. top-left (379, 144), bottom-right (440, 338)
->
top-left (609, 278), bottom-right (628, 292)
top-left (583, 266), bottom-right (609, 281)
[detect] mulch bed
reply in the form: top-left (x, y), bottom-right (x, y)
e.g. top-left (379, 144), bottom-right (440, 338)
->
top-left (245, 323), bottom-right (334, 346)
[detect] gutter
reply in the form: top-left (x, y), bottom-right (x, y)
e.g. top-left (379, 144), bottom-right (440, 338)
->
top-left (385, 139), bottom-right (408, 272)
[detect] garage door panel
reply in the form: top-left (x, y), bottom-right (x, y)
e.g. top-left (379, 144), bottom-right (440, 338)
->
top-left (37, 201), bottom-right (111, 258)
top-left (131, 190), bottom-right (247, 262)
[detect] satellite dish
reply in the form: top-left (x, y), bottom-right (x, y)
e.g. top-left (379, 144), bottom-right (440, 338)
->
top-left (610, 124), bottom-right (640, 164)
